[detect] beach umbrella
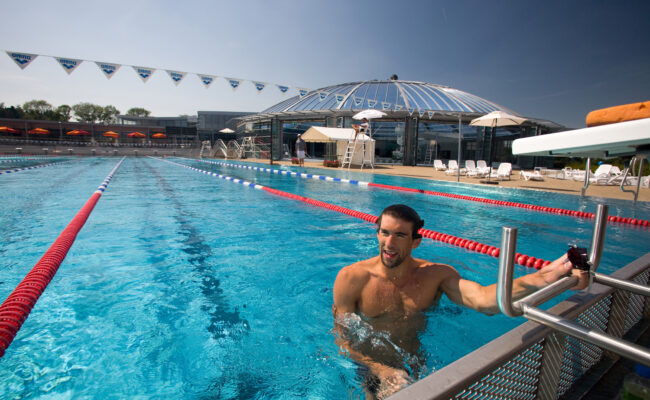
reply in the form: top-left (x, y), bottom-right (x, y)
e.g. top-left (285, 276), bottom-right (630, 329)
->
top-left (219, 128), bottom-right (235, 133)
top-left (127, 132), bottom-right (146, 138)
top-left (28, 128), bottom-right (50, 135)
top-left (67, 130), bottom-right (84, 136)
top-left (104, 131), bottom-right (119, 138)
top-left (0, 126), bottom-right (19, 134)
top-left (470, 110), bottom-right (527, 183)
top-left (353, 109), bottom-right (387, 120)
top-left (152, 133), bottom-right (167, 139)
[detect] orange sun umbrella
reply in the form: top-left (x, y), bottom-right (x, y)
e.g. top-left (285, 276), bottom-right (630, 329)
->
top-left (104, 131), bottom-right (119, 138)
top-left (152, 133), bottom-right (167, 139)
top-left (0, 126), bottom-right (19, 134)
top-left (28, 128), bottom-right (50, 135)
top-left (67, 130), bottom-right (81, 136)
top-left (127, 132), bottom-right (146, 138)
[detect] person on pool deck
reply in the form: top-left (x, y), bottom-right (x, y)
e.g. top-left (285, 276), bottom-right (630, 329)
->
top-left (351, 118), bottom-right (369, 141)
top-left (332, 204), bottom-right (589, 399)
top-left (295, 134), bottom-right (306, 167)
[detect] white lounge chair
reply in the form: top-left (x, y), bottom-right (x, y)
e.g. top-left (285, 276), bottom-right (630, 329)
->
top-left (520, 170), bottom-right (544, 181)
top-left (445, 159), bottom-right (467, 175)
top-left (433, 159), bottom-right (447, 171)
top-left (488, 162), bottom-right (512, 180)
top-left (587, 164), bottom-right (615, 185)
top-left (465, 160), bottom-right (485, 178)
top-left (476, 160), bottom-right (491, 176)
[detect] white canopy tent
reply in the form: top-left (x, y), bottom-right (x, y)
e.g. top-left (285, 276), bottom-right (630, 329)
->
top-left (300, 126), bottom-right (375, 165)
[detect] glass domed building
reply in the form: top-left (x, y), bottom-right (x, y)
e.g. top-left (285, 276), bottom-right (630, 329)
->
top-left (236, 78), bottom-right (563, 166)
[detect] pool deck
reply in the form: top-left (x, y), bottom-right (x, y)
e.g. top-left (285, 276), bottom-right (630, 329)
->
top-left (255, 159), bottom-right (650, 203)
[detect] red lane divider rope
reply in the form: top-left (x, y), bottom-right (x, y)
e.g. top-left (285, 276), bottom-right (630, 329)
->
top-left (0, 157), bottom-right (125, 358)
top-left (260, 187), bottom-right (551, 270)
top-left (367, 182), bottom-right (649, 227)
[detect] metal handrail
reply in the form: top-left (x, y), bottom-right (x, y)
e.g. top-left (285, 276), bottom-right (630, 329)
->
top-left (496, 204), bottom-right (650, 366)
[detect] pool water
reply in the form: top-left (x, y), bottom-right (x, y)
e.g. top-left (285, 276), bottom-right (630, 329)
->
top-left (0, 157), bottom-right (648, 398)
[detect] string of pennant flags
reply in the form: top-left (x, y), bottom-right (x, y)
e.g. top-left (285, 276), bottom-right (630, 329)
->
top-left (5, 50), bottom-right (439, 118)
top-left (4, 50), bottom-right (311, 97)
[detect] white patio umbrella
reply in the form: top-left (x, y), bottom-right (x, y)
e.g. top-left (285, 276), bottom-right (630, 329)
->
top-left (219, 128), bottom-right (235, 133)
top-left (353, 109), bottom-right (387, 120)
top-left (470, 110), bottom-right (527, 183)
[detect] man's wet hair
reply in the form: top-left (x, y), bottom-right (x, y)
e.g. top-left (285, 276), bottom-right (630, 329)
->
top-left (375, 204), bottom-right (424, 239)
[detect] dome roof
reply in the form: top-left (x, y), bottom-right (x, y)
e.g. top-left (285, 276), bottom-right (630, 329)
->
top-left (261, 79), bottom-right (519, 116)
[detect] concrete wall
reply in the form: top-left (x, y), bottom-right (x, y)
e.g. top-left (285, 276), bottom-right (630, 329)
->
top-left (0, 144), bottom-right (199, 158)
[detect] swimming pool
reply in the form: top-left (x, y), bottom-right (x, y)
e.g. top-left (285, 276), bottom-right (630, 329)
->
top-left (1, 157), bottom-right (648, 398)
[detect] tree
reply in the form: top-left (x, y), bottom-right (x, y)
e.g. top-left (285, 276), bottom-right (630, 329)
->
top-left (126, 107), bottom-right (151, 117)
top-left (0, 103), bottom-right (24, 119)
top-left (56, 104), bottom-right (72, 122)
top-left (23, 99), bottom-right (53, 120)
top-left (72, 102), bottom-right (104, 123)
top-left (99, 105), bottom-right (120, 124)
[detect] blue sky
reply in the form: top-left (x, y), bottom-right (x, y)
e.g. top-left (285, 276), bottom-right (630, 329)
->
top-left (1, 0), bottom-right (648, 128)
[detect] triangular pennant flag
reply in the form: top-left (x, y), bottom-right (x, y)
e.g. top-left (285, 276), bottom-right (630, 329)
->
top-left (96, 62), bottom-right (120, 79)
top-left (226, 78), bottom-right (242, 90)
top-left (56, 57), bottom-right (83, 75)
top-left (353, 97), bottom-right (363, 107)
top-left (133, 66), bottom-right (155, 83)
top-left (319, 92), bottom-right (328, 101)
top-left (198, 74), bottom-right (215, 88)
top-left (253, 81), bottom-right (266, 93)
top-left (418, 109), bottom-right (425, 117)
top-left (382, 102), bottom-right (391, 111)
top-left (407, 107), bottom-right (414, 115)
top-left (6, 51), bottom-right (37, 69)
top-left (368, 99), bottom-right (377, 108)
top-left (335, 94), bottom-right (345, 103)
top-left (394, 104), bottom-right (404, 111)
top-left (277, 85), bottom-right (289, 94)
top-left (166, 70), bottom-right (187, 86)
top-left (298, 88), bottom-right (309, 97)
top-left (427, 111), bottom-right (435, 119)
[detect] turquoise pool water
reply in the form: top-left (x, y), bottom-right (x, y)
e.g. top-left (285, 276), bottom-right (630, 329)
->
top-left (0, 157), bottom-right (648, 398)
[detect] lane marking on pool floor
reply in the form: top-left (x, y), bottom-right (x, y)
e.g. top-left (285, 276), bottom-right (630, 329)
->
top-left (183, 158), bottom-right (649, 228)
top-left (154, 156), bottom-right (551, 270)
top-left (0, 156), bottom-right (126, 359)
top-left (0, 159), bottom-right (80, 175)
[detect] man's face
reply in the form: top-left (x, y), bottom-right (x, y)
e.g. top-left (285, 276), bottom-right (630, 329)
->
top-left (377, 214), bottom-right (420, 269)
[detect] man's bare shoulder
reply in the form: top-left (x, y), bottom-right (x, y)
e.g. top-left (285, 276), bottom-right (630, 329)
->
top-left (336, 257), bottom-right (378, 284)
top-left (412, 258), bottom-right (461, 280)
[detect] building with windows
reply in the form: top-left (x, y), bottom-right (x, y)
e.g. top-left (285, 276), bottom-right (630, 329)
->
top-left (235, 78), bottom-right (564, 167)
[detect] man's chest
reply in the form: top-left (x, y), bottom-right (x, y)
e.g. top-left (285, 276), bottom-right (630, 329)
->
top-left (358, 279), bottom-right (439, 318)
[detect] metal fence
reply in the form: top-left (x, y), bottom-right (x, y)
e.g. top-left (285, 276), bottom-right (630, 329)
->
top-left (390, 252), bottom-right (650, 400)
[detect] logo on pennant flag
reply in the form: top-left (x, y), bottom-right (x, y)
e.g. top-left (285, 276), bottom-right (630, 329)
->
top-left (95, 62), bottom-right (120, 79)
top-left (394, 104), bottom-right (404, 111)
top-left (382, 102), bottom-right (391, 111)
top-left (166, 70), bottom-right (187, 86)
top-left (418, 109), bottom-right (425, 117)
top-left (427, 111), bottom-right (435, 119)
top-left (198, 74), bottom-right (215, 88)
top-left (319, 92), bottom-right (328, 101)
top-left (133, 66), bottom-right (155, 83)
top-left (226, 78), bottom-right (242, 90)
top-left (56, 57), bottom-right (83, 75)
top-left (407, 107), bottom-right (414, 115)
top-left (277, 85), bottom-right (289, 94)
top-left (298, 88), bottom-right (309, 97)
top-left (368, 99), bottom-right (377, 108)
top-left (6, 51), bottom-right (37, 70)
top-left (253, 81), bottom-right (266, 93)
top-left (353, 97), bottom-right (363, 107)
top-left (335, 94), bottom-right (345, 103)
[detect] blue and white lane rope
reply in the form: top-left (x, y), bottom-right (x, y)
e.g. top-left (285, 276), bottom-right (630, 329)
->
top-left (0, 159), bottom-right (78, 175)
top-left (151, 157), bottom-right (266, 190)
top-left (180, 157), bottom-right (369, 187)
top-left (95, 156), bottom-right (125, 194)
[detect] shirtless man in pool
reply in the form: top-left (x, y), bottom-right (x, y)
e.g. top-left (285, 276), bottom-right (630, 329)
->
top-left (332, 204), bottom-right (589, 399)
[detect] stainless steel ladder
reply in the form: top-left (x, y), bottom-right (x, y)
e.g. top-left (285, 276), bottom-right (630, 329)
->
top-left (497, 204), bottom-right (650, 366)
